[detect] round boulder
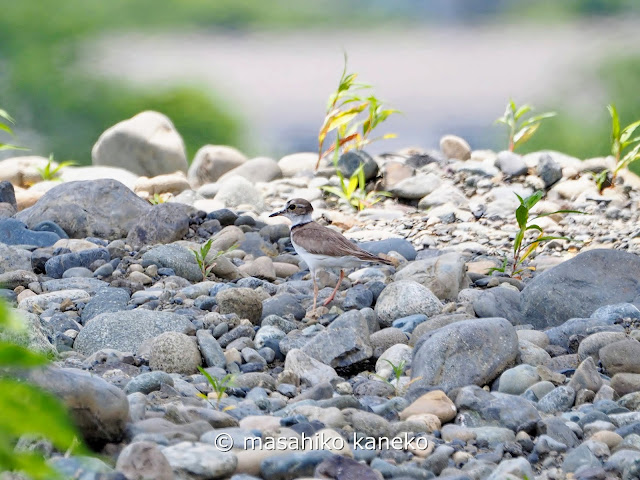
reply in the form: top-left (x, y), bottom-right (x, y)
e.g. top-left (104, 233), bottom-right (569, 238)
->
top-left (15, 179), bottom-right (151, 240)
top-left (374, 280), bottom-right (443, 326)
top-left (149, 332), bottom-right (202, 374)
top-left (188, 145), bottom-right (247, 187)
top-left (216, 287), bottom-right (263, 325)
top-left (92, 111), bottom-right (188, 177)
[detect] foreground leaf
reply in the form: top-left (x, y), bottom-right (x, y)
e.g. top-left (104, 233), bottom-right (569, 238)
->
top-left (0, 342), bottom-right (49, 368)
top-left (0, 378), bottom-right (81, 452)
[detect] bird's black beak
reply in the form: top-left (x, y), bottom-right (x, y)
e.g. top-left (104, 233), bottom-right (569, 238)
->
top-left (269, 208), bottom-right (286, 217)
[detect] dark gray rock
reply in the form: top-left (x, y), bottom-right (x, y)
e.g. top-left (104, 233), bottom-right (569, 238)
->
top-left (455, 385), bottom-right (541, 431)
top-left (124, 371), bottom-right (174, 395)
top-left (343, 285), bottom-right (374, 310)
top-left (411, 318), bottom-right (518, 394)
top-left (537, 153), bottom-right (563, 188)
top-left (126, 203), bottom-right (192, 248)
top-left (315, 454), bottom-right (383, 480)
top-left (218, 325), bottom-right (255, 348)
top-left (337, 150), bottom-right (378, 181)
top-left (392, 314), bottom-right (428, 333)
top-left (32, 220), bottom-right (69, 239)
top-left (207, 209), bottom-right (238, 226)
top-left (538, 386), bottom-right (576, 413)
top-left (16, 179), bottom-right (151, 240)
top-left (562, 444), bottom-right (602, 473)
top-left (520, 249), bottom-right (640, 329)
top-left (239, 231), bottom-right (278, 258)
top-left (260, 223), bottom-right (290, 243)
top-left (0, 180), bottom-right (17, 209)
top-left (43, 277), bottom-right (108, 295)
top-left (80, 288), bottom-right (130, 323)
top-left (45, 248), bottom-right (110, 279)
top-left (539, 417), bottom-right (579, 448)
top-left (141, 244), bottom-right (202, 282)
top-left (74, 310), bottom-right (195, 355)
top-left (196, 329), bottom-right (227, 368)
top-left (545, 316), bottom-right (622, 348)
top-left (0, 218), bottom-right (60, 246)
top-left (261, 294), bottom-right (306, 321)
top-left (473, 287), bottom-right (523, 324)
top-left (261, 451), bottom-right (336, 480)
top-left (303, 310), bottom-right (373, 368)
top-left (359, 238), bottom-right (417, 261)
top-left (29, 367), bottom-right (129, 448)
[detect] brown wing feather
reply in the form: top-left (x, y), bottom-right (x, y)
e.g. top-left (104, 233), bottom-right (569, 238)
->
top-left (292, 222), bottom-right (393, 265)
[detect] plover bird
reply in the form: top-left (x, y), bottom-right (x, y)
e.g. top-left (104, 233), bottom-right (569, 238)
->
top-left (269, 198), bottom-right (393, 313)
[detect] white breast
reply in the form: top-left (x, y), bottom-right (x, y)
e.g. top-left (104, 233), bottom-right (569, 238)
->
top-left (291, 237), bottom-right (364, 273)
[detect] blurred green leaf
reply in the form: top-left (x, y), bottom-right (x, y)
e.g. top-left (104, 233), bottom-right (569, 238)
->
top-left (608, 104), bottom-right (621, 141)
top-left (513, 124), bottom-right (540, 149)
top-left (0, 342), bottom-right (49, 368)
top-left (514, 104), bottom-right (532, 120)
top-left (0, 378), bottom-right (80, 452)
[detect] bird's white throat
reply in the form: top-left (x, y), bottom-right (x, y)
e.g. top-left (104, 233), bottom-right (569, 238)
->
top-left (289, 213), bottom-right (313, 228)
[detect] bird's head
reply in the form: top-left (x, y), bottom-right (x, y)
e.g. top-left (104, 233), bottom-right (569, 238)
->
top-left (269, 198), bottom-right (314, 224)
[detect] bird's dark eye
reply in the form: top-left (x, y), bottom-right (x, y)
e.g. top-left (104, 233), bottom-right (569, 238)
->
top-left (288, 204), bottom-right (296, 210)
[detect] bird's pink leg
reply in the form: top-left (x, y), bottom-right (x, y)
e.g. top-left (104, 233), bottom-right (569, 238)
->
top-left (323, 270), bottom-right (345, 306)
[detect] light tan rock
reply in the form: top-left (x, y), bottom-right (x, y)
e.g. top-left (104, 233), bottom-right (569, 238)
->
top-left (590, 430), bottom-right (622, 449)
top-left (440, 135), bottom-right (471, 160)
top-left (273, 262), bottom-right (299, 278)
top-left (92, 111), bottom-right (188, 177)
top-left (14, 186), bottom-right (44, 210)
top-left (239, 415), bottom-right (281, 431)
top-left (405, 413), bottom-right (442, 433)
top-left (399, 390), bottom-right (457, 423)
top-left (0, 156), bottom-right (51, 187)
top-left (54, 239), bottom-right (100, 252)
top-left (134, 172), bottom-right (191, 197)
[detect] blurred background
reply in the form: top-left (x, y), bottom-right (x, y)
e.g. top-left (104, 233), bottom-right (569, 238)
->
top-left (1, 0), bottom-right (639, 164)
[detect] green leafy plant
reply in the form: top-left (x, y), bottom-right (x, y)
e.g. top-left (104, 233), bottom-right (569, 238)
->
top-left (486, 256), bottom-right (509, 275)
top-left (0, 108), bottom-right (27, 152)
top-left (148, 193), bottom-right (166, 205)
top-left (321, 163), bottom-right (392, 211)
top-left (495, 100), bottom-right (556, 152)
top-left (498, 190), bottom-right (584, 277)
top-left (36, 154), bottom-right (76, 181)
top-left (590, 169), bottom-right (612, 193)
top-left (191, 240), bottom-right (238, 280)
top-left (197, 366), bottom-right (235, 410)
top-left (0, 300), bottom-right (86, 479)
top-left (374, 359), bottom-right (422, 396)
top-left (607, 104), bottom-right (640, 182)
top-left (315, 54), bottom-right (398, 170)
